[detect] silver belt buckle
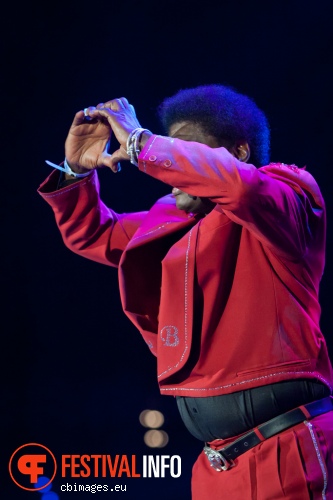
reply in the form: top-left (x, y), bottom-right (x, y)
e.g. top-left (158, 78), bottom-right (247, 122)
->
top-left (203, 445), bottom-right (234, 472)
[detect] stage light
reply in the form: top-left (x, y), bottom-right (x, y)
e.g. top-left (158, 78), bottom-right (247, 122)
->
top-left (33, 476), bottom-right (59, 499)
top-left (33, 476), bottom-right (53, 492)
top-left (139, 409), bottom-right (164, 428)
top-left (143, 429), bottom-right (169, 448)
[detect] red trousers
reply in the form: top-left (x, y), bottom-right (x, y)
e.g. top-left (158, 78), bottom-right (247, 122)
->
top-left (191, 412), bottom-right (333, 499)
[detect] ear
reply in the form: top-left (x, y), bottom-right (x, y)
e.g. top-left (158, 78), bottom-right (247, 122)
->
top-left (230, 142), bottom-right (250, 162)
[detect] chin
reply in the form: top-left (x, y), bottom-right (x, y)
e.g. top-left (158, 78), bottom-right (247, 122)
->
top-left (176, 203), bottom-right (189, 212)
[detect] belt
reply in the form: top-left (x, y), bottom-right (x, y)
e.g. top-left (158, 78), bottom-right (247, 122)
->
top-left (203, 396), bottom-right (333, 472)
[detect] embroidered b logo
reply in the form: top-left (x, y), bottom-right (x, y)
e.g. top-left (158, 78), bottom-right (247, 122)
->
top-left (160, 326), bottom-right (179, 347)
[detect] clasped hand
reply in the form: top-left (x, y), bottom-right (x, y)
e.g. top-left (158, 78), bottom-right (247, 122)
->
top-left (65, 97), bottom-right (142, 173)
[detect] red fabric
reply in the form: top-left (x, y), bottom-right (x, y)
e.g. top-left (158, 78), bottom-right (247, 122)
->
top-left (191, 412), bottom-right (333, 499)
top-left (38, 136), bottom-right (333, 397)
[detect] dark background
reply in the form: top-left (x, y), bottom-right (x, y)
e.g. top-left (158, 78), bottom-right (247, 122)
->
top-left (2, 0), bottom-right (333, 498)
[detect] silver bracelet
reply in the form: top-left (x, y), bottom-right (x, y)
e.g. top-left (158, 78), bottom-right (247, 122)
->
top-left (126, 128), bottom-right (151, 166)
top-left (45, 159), bottom-right (92, 178)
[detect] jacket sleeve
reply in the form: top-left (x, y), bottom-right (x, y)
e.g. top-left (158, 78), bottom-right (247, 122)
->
top-left (138, 135), bottom-right (325, 260)
top-left (38, 170), bottom-right (147, 267)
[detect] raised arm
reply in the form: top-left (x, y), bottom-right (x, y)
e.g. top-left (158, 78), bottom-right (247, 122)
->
top-left (38, 100), bottom-right (147, 266)
top-left (69, 98), bottom-right (326, 261)
top-left (38, 170), bottom-right (147, 267)
top-left (137, 135), bottom-right (325, 260)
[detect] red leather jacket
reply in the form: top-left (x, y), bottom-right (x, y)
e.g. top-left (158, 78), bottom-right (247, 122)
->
top-left (38, 135), bottom-right (333, 397)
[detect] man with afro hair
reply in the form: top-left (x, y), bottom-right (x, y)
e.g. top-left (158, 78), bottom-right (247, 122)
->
top-left (39, 84), bottom-right (333, 499)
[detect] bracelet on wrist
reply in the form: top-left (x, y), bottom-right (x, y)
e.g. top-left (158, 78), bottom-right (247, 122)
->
top-left (45, 159), bottom-right (92, 178)
top-left (126, 128), bottom-right (152, 166)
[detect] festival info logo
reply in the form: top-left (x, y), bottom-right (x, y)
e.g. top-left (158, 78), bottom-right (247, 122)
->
top-left (9, 443), bottom-right (57, 491)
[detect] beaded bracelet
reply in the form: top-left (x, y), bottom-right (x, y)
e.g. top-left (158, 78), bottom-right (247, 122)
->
top-left (126, 128), bottom-right (152, 166)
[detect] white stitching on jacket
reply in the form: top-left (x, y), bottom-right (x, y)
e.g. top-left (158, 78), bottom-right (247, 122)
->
top-left (41, 172), bottom-right (95, 197)
top-left (131, 222), bottom-right (173, 241)
top-left (159, 371), bottom-right (332, 392)
top-left (304, 421), bottom-right (327, 499)
top-left (141, 135), bottom-right (158, 160)
top-left (157, 228), bottom-right (193, 378)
